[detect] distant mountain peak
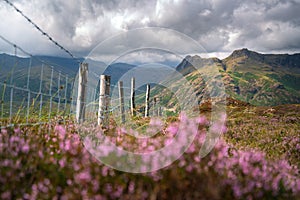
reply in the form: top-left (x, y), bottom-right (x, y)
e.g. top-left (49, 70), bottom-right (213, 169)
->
top-left (224, 48), bottom-right (266, 64)
top-left (229, 48), bottom-right (258, 58)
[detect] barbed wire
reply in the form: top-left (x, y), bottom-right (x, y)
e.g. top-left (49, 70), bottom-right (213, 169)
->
top-left (0, 35), bottom-right (32, 57)
top-left (2, 0), bottom-right (80, 63)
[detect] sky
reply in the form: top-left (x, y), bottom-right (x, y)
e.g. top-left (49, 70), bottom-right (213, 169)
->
top-left (0, 0), bottom-right (300, 62)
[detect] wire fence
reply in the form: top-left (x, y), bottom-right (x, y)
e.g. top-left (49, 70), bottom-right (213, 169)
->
top-left (0, 37), bottom-right (167, 129)
top-left (0, 35), bottom-right (169, 128)
top-left (0, 35), bottom-right (76, 128)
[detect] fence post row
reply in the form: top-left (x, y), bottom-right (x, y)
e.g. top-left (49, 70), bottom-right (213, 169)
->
top-left (118, 81), bottom-right (125, 124)
top-left (98, 75), bottom-right (111, 127)
top-left (76, 63), bottom-right (88, 123)
top-left (0, 35), bottom-right (78, 127)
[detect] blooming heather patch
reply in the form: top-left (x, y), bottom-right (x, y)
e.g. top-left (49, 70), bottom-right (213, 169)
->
top-left (0, 116), bottom-right (299, 199)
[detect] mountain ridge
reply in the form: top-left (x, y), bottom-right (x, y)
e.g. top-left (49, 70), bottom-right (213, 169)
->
top-left (1, 49), bottom-right (300, 106)
top-left (175, 48), bottom-right (300, 106)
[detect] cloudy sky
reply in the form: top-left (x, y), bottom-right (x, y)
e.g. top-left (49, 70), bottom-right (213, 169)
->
top-left (0, 0), bottom-right (300, 62)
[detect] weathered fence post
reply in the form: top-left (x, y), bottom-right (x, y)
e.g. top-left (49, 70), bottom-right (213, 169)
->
top-left (158, 107), bottom-right (162, 117)
top-left (118, 81), bottom-right (125, 124)
top-left (98, 75), bottom-right (111, 127)
top-left (130, 77), bottom-right (136, 117)
top-left (145, 84), bottom-right (150, 117)
top-left (105, 76), bottom-right (111, 125)
top-left (152, 97), bottom-right (157, 116)
top-left (76, 63), bottom-right (88, 123)
top-left (157, 97), bottom-right (162, 117)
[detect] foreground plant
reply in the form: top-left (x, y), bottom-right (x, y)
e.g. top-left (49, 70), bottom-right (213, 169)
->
top-left (0, 115), bottom-right (299, 199)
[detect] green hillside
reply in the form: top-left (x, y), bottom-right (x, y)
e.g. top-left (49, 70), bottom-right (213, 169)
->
top-left (171, 48), bottom-right (300, 106)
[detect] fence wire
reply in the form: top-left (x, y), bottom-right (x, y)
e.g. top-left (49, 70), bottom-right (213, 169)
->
top-left (3, 0), bottom-right (80, 62)
top-left (0, 39), bottom-right (166, 128)
top-left (0, 36), bottom-right (76, 128)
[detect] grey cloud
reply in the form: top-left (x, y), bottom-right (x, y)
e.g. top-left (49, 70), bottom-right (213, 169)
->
top-left (266, 0), bottom-right (300, 25)
top-left (223, 0), bottom-right (300, 52)
top-left (0, 0), bottom-right (300, 59)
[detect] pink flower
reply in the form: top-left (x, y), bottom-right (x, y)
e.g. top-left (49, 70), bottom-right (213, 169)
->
top-left (14, 127), bottom-right (21, 134)
top-left (166, 124), bottom-right (178, 135)
top-left (196, 116), bottom-right (207, 125)
top-left (21, 144), bottom-right (30, 153)
top-left (1, 128), bottom-right (7, 134)
top-left (55, 125), bottom-right (66, 139)
top-left (105, 184), bottom-right (112, 193)
top-left (164, 138), bottom-right (173, 146)
top-left (1, 191), bottom-right (11, 199)
top-left (59, 158), bottom-right (66, 168)
top-left (186, 164), bottom-right (193, 172)
top-left (117, 127), bottom-right (127, 135)
top-left (75, 170), bottom-right (92, 183)
top-left (102, 166), bottom-right (109, 177)
top-left (64, 140), bottom-right (71, 151)
top-left (128, 181), bottom-right (135, 193)
top-left (112, 185), bottom-right (124, 198)
top-left (211, 122), bottom-right (227, 134)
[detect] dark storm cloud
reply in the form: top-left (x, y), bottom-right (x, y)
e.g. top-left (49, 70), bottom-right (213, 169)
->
top-left (0, 0), bottom-right (300, 58)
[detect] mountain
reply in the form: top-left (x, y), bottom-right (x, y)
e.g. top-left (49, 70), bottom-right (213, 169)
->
top-left (0, 53), bottom-right (80, 87)
top-left (103, 63), bottom-right (137, 85)
top-left (87, 60), bottom-right (176, 86)
top-left (0, 53), bottom-right (81, 76)
top-left (175, 48), bottom-right (300, 106)
top-left (0, 53), bottom-right (81, 107)
top-left (1, 48), bottom-right (300, 108)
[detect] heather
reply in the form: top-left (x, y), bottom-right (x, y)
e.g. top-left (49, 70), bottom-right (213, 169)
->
top-left (0, 110), bottom-right (299, 199)
top-left (226, 103), bottom-right (300, 168)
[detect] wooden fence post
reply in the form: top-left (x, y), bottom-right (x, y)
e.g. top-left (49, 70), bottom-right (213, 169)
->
top-left (145, 84), bottom-right (150, 117)
top-left (152, 97), bottom-right (157, 116)
top-left (98, 75), bottom-right (111, 127)
top-left (130, 77), bottom-right (136, 117)
top-left (118, 81), bottom-right (125, 124)
top-left (105, 76), bottom-right (111, 126)
top-left (76, 63), bottom-right (88, 123)
top-left (157, 97), bottom-right (162, 116)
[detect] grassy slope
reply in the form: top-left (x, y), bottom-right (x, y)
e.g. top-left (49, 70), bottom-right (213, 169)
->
top-left (223, 54), bottom-right (300, 105)
top-left (197, 97), bottom-right (300, 168)
top-left (222, 99), bottom-right (300, 168)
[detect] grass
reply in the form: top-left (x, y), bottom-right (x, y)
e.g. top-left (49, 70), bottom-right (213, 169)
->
top-left (267, 73), bottom-right (300, 91)
top-left (0, 100), bottom-right (299, 199)
top-left (225, 101), bottom-right (300, 168)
